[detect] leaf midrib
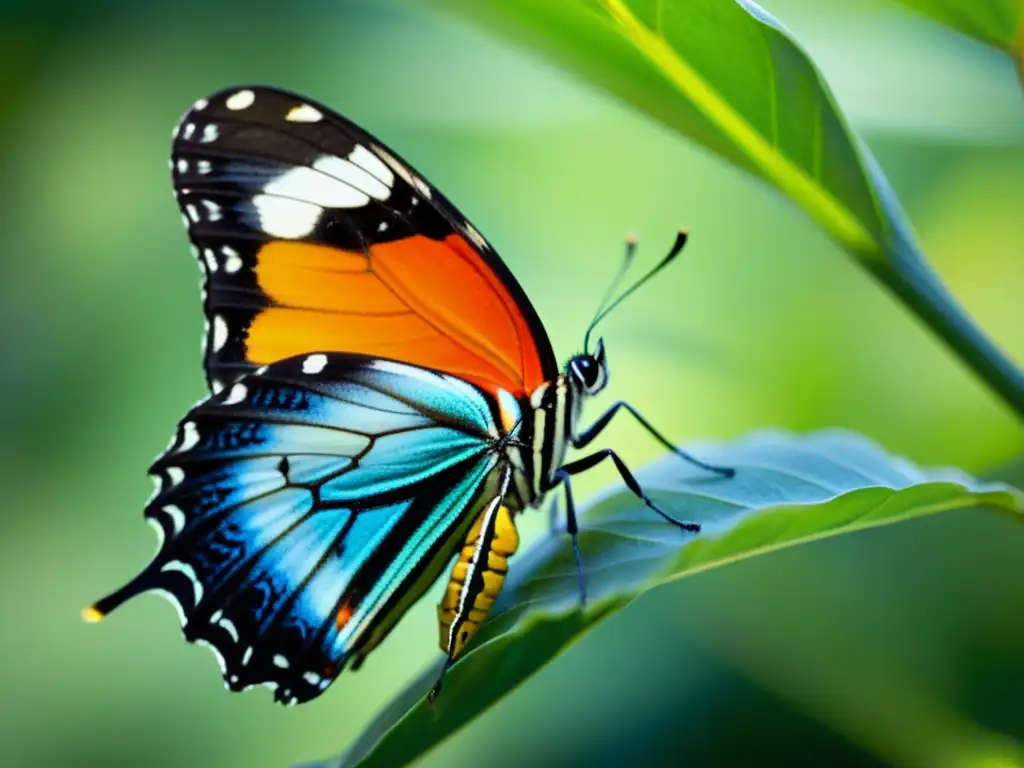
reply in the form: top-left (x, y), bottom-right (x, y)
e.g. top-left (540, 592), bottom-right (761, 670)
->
top-left (597, 0), bottom-right (879, 256)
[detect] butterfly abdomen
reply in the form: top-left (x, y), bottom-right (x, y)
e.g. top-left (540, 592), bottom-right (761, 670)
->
top-left (437, 502), bottom-right (519, 660)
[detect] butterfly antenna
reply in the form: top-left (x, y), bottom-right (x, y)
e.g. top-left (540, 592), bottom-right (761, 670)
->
top-left (585, 230), bottom-right (688, 345)
top-left (584, 234), bottom-right (638, 353)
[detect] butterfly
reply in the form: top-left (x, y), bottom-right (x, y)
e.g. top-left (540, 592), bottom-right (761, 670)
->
top-left (84, 86), bottom-right (733, 705)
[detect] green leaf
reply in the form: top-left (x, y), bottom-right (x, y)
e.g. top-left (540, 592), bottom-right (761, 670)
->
top-left (892, 0), bottom-right (1022, 62)
top-left (435, 0), bottom-right (1024, 418)
top-left (441, 0), bottom-right (881, 253)
top-left (303, 430), bottom-right (1024, 768)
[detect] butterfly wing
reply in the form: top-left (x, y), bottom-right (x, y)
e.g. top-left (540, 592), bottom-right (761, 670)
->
top-left (87, 353), bottom-right (509, 704)
top-left (171, 85), bottom-right (558, 399)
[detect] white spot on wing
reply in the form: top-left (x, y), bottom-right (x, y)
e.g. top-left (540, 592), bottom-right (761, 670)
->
top-left (221, 244), bottom-right (242, 274)
top-left (203, 248), bottom-right (218, 273)
top-left (224, 383), bottom-right (248, 405)
top-left (242, 646), bottom-right (254, 665)
top-left (303, 671), bottom-right (322, 686)
top-left (163, 504), bottom-right (186, 535)
top-left (218, 616), bottom-right (239, 642)
top-left (313, 155), bottom-right (390, 200)
top-left (182, 123), bottom-right (196, 140)
top-left (176, 158), bottom-right (188, 174)
top-left (178, 421), bottom-right (200, 452)
top-left (286, 104), bottom-right (322, 122)
top-left (197, 159), bottom-right (212, 175)
top-left (250, 195), bottom-right (322, 238)
top-left (260, 159), bottom-right (384, 210)
top-left (226, 89), bottom-right (255, 110)
top-left (166, 466), bottom-right (185, 487)
top-left (201, 124), bottom-right (219, 143)
top-left (273, 654), bottom-right (290, 669)
top-left (185, 204), bottom-right (200, 223)
top-left (193, 98), bottom-right (209, 111)
top-left (212, 316), bottom-right (229, 352)
top-left (302, 354), bottom-right (327, 374)
top-left (349, 145), bottom-right (395, 187)
top-left (201, 199), bottom-right (222, 221)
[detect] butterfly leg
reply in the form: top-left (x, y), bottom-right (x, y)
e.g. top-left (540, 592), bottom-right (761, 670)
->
top-left (548, 494), bottom-right (563, 534)
top-left (561, 450), bottom-right (701, 533)
top-left (573, 401), bottom-right (734, 478)
top-left (428, 659), bottom-right (451, 704)
top-left (550, 469), bottom-right (587, 608)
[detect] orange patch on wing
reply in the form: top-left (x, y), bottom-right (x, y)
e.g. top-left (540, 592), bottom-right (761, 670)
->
top-left (335, 602), bottom-right (353, 630)
top-left (256, 242), bottom-right (404, 314)
top-left (259, 240), bottom-right (366, 273)
top-left (444, 234), bottom-right (550, 392)
top-left (259, 269), bottom-right (407, 315)
top-left (246, 236), bottom-right (549, 397)
top-left (247, 309), bottom-right (431, 362)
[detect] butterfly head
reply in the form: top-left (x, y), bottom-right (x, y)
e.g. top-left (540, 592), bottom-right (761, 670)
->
top-left (568, 337), bottom-right (608, 396)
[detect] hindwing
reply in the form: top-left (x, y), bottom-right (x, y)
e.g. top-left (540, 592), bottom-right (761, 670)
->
top-left (88, 353), bottom-right (505, 704)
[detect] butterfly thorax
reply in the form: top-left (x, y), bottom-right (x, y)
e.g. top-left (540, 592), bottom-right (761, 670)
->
top-left (503, 374), bottom-right (581, 512)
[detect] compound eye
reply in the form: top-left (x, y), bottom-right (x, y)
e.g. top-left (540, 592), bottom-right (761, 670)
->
top-left (573, 357), bottom-right (597, 388)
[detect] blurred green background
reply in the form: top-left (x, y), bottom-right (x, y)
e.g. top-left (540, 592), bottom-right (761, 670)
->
top-left (1, 0), bottom-right (1022, 765)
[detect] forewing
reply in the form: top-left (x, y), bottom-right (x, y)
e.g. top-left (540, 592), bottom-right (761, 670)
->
top-left (171, 86), bottom-right (557, 398)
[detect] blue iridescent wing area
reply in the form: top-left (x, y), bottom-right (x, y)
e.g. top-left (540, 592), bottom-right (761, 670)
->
top-left (87, 353), bottom-right (504, 705)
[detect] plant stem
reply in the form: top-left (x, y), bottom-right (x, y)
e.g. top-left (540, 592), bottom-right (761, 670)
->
top-left (870, 206), bottom-right (1024, 420)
